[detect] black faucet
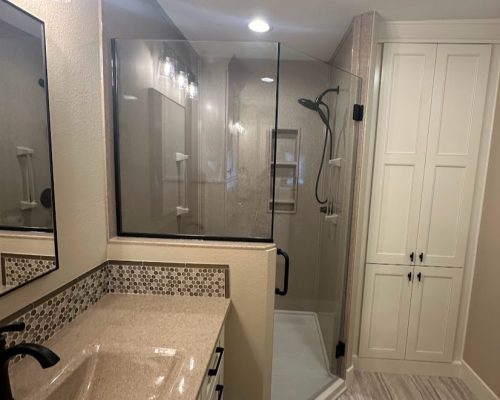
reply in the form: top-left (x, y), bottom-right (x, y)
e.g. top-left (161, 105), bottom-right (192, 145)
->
top-left (0, 322), bottom-right (60, 400)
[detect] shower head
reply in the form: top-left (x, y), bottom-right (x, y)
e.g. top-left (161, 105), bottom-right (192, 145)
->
top-left (298, 97), bottom-right (330, 128)
top-left (298, 98), bottom-right (319, 111)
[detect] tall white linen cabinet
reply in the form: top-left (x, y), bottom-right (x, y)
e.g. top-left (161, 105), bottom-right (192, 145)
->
top-left (359, 43), bottom-right (492, 364)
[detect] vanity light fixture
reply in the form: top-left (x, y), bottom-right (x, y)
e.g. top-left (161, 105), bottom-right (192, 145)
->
top-left (261, 77), bottom-right (274, 83)
top-left (248, 18), bottom-right (271, 33)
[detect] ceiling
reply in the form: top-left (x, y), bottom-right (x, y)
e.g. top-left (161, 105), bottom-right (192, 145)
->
top-left (157, 0), bottom-right (500, 60)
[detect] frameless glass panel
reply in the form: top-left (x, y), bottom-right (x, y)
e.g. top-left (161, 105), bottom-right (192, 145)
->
top-left (113, 40), bottom-right (279, 241)
top-left (272, 44), bottom-right (360, 397)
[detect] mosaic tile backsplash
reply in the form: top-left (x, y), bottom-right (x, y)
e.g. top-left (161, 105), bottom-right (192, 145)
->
top-left (108, 261), bottom-right (228, 298)
top-left (1, 253), bottom-right (56, 287)
top-left (1, 261), bottom-right (229, 358)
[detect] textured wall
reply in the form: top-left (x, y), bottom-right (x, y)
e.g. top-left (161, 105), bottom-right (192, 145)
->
top-left (0, 0), bottom-right (108, 319)
top-left (463, 81), bottom-right (500, 397)
top-left (108, 239), bottom-right (276, 400)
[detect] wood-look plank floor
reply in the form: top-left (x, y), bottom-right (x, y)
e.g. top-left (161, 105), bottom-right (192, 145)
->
top-left (338, 371), bottom-right (476, 400)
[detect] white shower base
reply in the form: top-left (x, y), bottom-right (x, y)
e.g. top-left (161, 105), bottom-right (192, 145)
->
top-left (272, 310), bottom-right (338, 400)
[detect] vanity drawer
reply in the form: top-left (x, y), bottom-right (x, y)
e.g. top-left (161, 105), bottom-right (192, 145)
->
top-left (199, 325), bottom-right (225, 400)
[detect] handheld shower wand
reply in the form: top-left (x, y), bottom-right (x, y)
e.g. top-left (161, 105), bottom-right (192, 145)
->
top-left (297, 86), bottom-right (340, 205)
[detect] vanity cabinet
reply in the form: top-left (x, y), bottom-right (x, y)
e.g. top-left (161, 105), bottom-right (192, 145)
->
top-left (361, 42), bottom-right (491, 365)
top-left (359, 264), bottom-right (463, 362)
top-left (198, 325), bottom-right (225, 400)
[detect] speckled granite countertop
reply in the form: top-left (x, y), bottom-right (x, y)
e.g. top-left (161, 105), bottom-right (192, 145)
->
top-left (10, 294), bottom-right (230, 400)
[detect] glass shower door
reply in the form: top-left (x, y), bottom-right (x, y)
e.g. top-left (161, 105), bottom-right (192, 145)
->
top-left (272, 44), bottom-right (360, 399)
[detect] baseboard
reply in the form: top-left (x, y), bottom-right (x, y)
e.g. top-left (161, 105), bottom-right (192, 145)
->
top-left (460, 360), bottom-right (499, 400)
top-left (353, 355), bottom-right (462, 377)
top-left (315, 378), bottom-right (347, 400)
top-left (345, 365), bottom-right (354, 387)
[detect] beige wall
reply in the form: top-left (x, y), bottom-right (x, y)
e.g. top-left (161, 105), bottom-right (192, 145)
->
top-left (108, 238), bottom-right (276, 400)
top-left (463, 80), bottom-right (500, 397)
top-left (0, 0), bottom-right (108, 320)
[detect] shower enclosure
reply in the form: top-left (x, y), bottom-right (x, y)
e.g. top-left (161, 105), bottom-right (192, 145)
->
top-left (112, 39), bottom-right (360, 399)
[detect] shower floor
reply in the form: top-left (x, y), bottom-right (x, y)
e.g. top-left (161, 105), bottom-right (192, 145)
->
top-left (272, 310), bottom-right (337, 400)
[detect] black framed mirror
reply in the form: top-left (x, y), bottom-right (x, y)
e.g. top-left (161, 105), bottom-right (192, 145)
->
top-left (0, 0), bottom-right (58, 295)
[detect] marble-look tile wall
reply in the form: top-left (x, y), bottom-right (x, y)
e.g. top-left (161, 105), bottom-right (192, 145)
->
top-left (0, 261), bottom-right (229, 362)
top-left (329, 11), bottom-right (377, 376)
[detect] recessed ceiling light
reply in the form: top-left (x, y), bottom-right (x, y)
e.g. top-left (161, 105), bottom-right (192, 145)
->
top-left (248, 18), bottom-right (271, 33)
top-left (261, 77), bottom-right (274, 83)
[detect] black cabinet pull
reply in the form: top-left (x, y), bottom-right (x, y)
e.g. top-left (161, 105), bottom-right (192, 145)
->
top-left (216, 384), bottom-right (224, 400)
top-left (417, 272), bottom-right (422, 282)
top-left (208, 347), bottom-right (224, 376)
top-left (419, 252), bottom-right (424, 262)
top-left (410, 252), bottom-right (414, 262)
top-left (407, 272), bottom-right (412, 282)
top-left (275, 248), bottom-right (290, 296)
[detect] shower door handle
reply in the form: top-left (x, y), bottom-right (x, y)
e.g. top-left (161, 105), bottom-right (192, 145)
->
top-left (275, 248), bottom-right (290, 296)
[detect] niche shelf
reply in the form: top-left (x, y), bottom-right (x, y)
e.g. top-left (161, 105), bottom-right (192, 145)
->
top-left (269, 129), bottom-right (300, 214)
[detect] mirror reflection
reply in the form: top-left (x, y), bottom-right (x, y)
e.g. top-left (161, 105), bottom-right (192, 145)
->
top-left (0, 0), bottom-right (58, 295)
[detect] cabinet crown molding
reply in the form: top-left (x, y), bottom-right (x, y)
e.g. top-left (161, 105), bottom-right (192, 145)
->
top-left (380, 19), bottom-right (500, 43)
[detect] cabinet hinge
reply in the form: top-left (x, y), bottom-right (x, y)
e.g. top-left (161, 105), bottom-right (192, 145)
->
top-left (353, 104), bottom-right (364, 121)
top-left (335, 341), bottom-right (346, 359)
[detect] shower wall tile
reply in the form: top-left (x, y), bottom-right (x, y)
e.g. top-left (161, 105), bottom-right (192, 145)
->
top-left (1, 253), bottom-right (56, 287)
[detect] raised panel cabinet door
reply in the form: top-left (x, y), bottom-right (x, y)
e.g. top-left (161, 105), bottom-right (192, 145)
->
top-left (416, 44), bottom-right (491, 268)
top-left (406, 266), bottom-right (463, 362)
top-left (367, 43), bottom-right (437, 265)
top-left (359, 264), bottom-right (413, 359)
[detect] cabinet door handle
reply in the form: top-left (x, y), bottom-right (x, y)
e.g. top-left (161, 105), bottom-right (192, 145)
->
top-left (216, 384), bottom-right (224, 400)
top-left (208, 347), bottom-right (224, 376)
top-left (419, 252), bottom-right (424, 263)
top-left (409, 252), bottom-right (415, 262)
top-left (407, 272), bottom-right (412, 282)
top-left (417, 272), bottom-right (422, 282)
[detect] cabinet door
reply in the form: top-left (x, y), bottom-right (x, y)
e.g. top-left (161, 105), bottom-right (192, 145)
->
top-left (406, 266), bottom-right (463, 362)
top-left (416, 44), bottom-right (491, 268)
top-left (359, 264), bottom-right (413, 359)
top-left (367, 43), bottom-right (436, 265)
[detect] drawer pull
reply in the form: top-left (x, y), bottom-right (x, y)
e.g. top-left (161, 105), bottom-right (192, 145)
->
top-left (216, 384), bottom-right (224, 400)
top-left (208, 347), bottom-right (224, 376)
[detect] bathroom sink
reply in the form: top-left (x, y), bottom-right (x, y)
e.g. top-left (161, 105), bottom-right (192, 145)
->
top-left (26, 344), bottom-right (182, 400)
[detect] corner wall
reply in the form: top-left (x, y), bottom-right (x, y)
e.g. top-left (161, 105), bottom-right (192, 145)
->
top-left (329, 11), bottom-right (379, 375)
top-left (463, 79), bottom-right (500, 397)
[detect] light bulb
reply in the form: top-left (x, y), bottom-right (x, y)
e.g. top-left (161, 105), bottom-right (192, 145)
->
top-left (261, 77), bottom-right (274, 83)
top-left (160, 57), bottom-right (175, 79)
top-left (188, 81), bottom-right (198, 99)
top-left (177, 71), bottom-right (188, 90)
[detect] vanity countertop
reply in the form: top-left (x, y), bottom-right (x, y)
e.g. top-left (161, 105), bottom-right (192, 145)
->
top-left (10, 294), bottom-right (230, 400)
